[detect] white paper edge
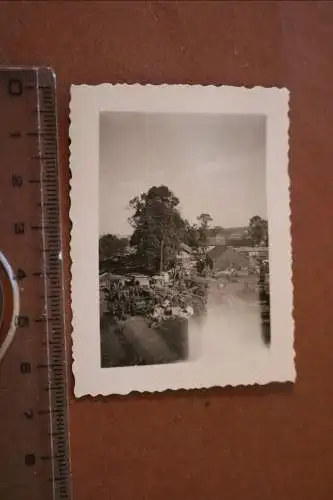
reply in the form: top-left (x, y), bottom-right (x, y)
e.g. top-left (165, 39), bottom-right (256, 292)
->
top-left (69, 84), bottom-right (295, 397)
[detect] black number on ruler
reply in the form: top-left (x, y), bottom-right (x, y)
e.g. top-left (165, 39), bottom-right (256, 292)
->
top-left (23, 409), bottom-right (34, 420)
top-left (8, 79), bottom-right (23, 96)
top-left (14, 223), bottom-right (25, 234)
top-left (11, 175), bottom-right (23, 187)
top-left (15, 315), bottom-right (30, 328)
top-left (20, 362), bottom-right (31, 374)
top-left (24, 454), bottom-right (36, 466)
top-left (15, 268), bottom-right (26, 281)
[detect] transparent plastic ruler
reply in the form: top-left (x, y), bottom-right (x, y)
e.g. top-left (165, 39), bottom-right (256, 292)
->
top-left (0, 67), bottom-right (71, 500)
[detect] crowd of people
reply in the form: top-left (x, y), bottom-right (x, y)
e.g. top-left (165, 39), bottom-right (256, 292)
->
top-left (100, 255), bottom-right (270, 344)
top-left (101, 278), bottom-right (153, 321)
top-left (101, 274), bottom-right (208, 326)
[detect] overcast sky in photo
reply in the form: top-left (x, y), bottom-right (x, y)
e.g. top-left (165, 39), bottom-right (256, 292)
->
top-left (99, 112), bottom-right (267, 237)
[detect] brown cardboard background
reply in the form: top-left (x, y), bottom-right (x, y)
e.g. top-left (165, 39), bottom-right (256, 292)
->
top-left (1, 1), bottom-right (333, 499)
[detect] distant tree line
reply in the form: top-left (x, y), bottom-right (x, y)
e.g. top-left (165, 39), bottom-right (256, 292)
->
top-left (99, 184), bottom-right (268, 273)
top-left (99, 234), bottom-right (129, 261)
top-left (247, 215), bottom-right (268, 247)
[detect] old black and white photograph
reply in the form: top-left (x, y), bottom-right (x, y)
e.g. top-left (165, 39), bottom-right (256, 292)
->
top-left (70, 84), bottom-right (294, 396)
top-left (99, 111), bottom-right (270, 368)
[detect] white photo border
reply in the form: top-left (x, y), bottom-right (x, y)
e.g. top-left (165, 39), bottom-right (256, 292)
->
top-left (69, 84), bottom-right (294, 397)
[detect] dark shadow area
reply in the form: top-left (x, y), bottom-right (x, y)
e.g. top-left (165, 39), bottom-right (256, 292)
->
top-left (101, 313), bottom-right (189, 367)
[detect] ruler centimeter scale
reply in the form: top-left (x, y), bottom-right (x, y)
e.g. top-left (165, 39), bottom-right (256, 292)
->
top-left (0, 67), bottom-right (71, 500)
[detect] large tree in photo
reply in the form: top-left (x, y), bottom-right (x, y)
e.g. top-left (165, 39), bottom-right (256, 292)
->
top-left (197, 212), bottom-right (213, 248)
top-left (99, 234), bottom-right (129, 261)
top-left (183, 220), bottom-right (201, 249)
top-left (128, 185), bottom-right (186, 273)
top-left (248, 215), bottom-right (268, 246)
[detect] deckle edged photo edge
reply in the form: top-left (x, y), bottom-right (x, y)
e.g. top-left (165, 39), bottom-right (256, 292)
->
top-left (69, 84), bottom-right (295, 397)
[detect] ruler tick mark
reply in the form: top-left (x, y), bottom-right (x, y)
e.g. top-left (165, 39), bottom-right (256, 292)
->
top-left (40, 454), bottom-right (61, 460)
top-left (37, 409), bottom-right (62, 415)
top-left (31, 225), bottom-right (53, 230)
top-left (30, 155), bottom-right (48, 160)
top-left (48, 431), bottom-right (61, 437)
top-left (24, 84), bottom-right (35, 89)
top-left (37, 362), bottom-right (63, 369)
top-left (44, 386), bottom-right (60, 392)
top-left (1, 68), bottom-right (71, 498)
top-left (26, 131), bottom-right (40, 137)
